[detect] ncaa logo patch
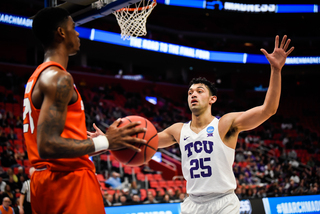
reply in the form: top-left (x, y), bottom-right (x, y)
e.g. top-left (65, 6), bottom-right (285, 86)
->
top-left (207, 126), bottom-right (214, 137)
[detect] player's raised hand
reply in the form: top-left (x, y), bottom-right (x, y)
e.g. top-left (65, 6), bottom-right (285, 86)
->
top-left (105, 118), bottom-right (147, 152)
top-left (260, 35), bottom-right (294, 71)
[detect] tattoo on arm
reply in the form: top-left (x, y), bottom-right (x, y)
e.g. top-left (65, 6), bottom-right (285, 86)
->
top-left (38, 75), bottom-right (94, 159)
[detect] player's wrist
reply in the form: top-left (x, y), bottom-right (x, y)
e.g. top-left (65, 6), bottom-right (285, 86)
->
top-left (92, 135), bottom-right (109, 152)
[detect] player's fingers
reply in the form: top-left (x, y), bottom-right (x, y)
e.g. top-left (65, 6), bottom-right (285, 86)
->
top-left (110, 118), bottom-right (122, 128)
top-left (93, 123), bottom-right (103, 133)
top-left (283, 38), bottom-right (291, 51)
top-left (260, 48), bottom-right (268, 57)
top-left (280, 35), bottom-right (287, 49)
top-left (122, 143), bottom-right (142, 152)
top-left (125, 127), bottom-right (147, 136)
top-left (286, 46), bottom-right (294, 56)
top-left (126, 136), bottom-right (147, 145)
top-left (274, 35), bottom-right (279, 49)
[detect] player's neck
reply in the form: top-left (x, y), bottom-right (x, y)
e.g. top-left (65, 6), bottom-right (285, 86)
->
top-left (191, 113), bottom-right (214, 130)
top-left (43, 46), bottom-right (69, 69)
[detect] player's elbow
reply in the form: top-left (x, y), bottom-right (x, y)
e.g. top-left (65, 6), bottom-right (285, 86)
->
top-left (38, 140), bottom-right (56, 159)
top-left (264, 107), bottom-right (277, 118)
top-left (262, 104), bottom-right (278, 118)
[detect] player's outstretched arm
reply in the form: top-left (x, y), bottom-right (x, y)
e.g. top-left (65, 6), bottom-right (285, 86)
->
top-left (158, 123), bottom-right (183, 148)
top-left (220, 35), bottom-right (294, 142)
top-left (37, 70), bottom-right (146, 159)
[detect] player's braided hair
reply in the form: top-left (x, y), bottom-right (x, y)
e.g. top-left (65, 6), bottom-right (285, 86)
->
top-left (188, 77), bottom-right (217, 96)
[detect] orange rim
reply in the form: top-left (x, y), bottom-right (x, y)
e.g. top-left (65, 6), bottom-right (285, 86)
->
top-left (115, 0), bottom-right (156, 12)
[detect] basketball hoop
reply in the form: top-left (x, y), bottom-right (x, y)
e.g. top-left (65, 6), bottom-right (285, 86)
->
top-left (113, 0), bottom-right (157, 40)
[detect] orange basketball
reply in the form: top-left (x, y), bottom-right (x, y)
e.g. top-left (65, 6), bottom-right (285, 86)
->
top-left (110, 115), bottom-right (158, 166)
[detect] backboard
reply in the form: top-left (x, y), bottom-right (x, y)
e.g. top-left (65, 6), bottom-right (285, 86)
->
top-left (50, 0), bottom-right (142, 26)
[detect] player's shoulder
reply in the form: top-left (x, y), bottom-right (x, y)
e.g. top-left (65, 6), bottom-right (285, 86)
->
top-left (165, 122), bottom-right (184, 135)
top-left (219, 112), bottom-right (243, 122)
top-left (41, 65), bottom-right (72, 79)
top-left (39, 66), bottom-right (73, 89)
top-left (171, 122), bottom-right (184, 129)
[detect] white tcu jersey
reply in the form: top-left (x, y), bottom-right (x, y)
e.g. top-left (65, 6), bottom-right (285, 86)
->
top-left (179, 117), bottom-right (237, 195)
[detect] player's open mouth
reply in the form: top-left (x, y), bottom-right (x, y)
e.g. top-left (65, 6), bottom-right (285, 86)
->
top-left (191, 99), bottom-right (198, 104)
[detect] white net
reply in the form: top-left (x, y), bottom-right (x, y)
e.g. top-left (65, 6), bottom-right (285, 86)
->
top-left (113, 0), bottom-right (157, 40)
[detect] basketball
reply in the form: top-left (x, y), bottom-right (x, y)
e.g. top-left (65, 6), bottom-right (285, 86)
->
top-left (110, 115), bottom-right (159, 166)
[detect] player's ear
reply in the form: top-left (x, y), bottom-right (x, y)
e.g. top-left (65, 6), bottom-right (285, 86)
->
top-left (209, 95), bottom-right (217, 104)
top-left (57, 27), bottom-right (65, 38)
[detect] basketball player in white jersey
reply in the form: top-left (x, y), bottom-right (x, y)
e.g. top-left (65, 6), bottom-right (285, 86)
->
top-left (157, 35), bottom-right (294, 213)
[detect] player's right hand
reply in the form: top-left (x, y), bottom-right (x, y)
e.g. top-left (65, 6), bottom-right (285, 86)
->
top-left (105, 118), bottom-right (147, 152)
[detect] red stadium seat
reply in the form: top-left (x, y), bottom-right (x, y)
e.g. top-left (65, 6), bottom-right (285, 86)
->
top-left (136, 173), bottom-right (145, 182)
top-left (13, 167), bottom-right (19, 175)
top-left (133, 167), bottom-right (141, 174)
top-left (4, 127), bottom-right (10, 135)
top-left (124, 166), bottom-right (133, 175)
top-left (183, 180), bottom-right (187, 187)
top-left (24, 167), bottom-right (30, 175)
top-left (5, 103), bottom-right (13, 112)
top-left (156, 187), bottom-right (165, 196)
top-left (23, 159), bottom-right (31, 167)
top-left (140, 189), bottom-right (147, 201)
top-left (108, 155), bottom-right (116, 161)
top-left (146, 174), bottom-right (154, 181)
top-left (100, 182), bottom-right (107, 190)
top-left (96, 174), bottom-right (105, 182)
top-left (100, 154), bottom-right (108, 161)
top-left (181, 187), bottom-right (186, 193)
top-left (153, 174), bottom-right (163, 181)
top-left (14, 127), bottom-right (23, 134)
top-left (174, 180), bottom-right (183, 187)
top-left (111, 160), bottom-right (120, 168)
top-left (13, 140), bottom-right (23, 146)
top-left (167, 180), bottom-right (175, 188)
top-left (149, 180), bottom-right (158, 189)
top-left (158, 180), bottom-right (167, 189)
top-left (16, 159), bottom-right (23, 166)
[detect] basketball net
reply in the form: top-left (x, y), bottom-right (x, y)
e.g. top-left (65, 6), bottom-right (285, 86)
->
top-left (113, 0), bottom-right (157, 40)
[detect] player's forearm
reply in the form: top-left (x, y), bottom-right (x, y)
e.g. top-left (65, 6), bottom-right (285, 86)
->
top-left (37, 121), bottom-right (95, 159)
top-left (263, 68), bottom-right (281, 116)
top-left (37, 106), bottom-right (95, 159)
top-left (38, 135), bottom-right (95, 159)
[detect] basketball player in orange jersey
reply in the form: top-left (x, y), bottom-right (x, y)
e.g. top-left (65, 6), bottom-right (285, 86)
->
top-left (23, 7), bottom-right (147, 214)
top-left (156, 36), bottom-right (294, 213)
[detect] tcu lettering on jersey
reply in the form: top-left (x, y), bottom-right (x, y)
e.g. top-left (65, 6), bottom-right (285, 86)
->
top-left (185, 141), bottom-right (214, 157)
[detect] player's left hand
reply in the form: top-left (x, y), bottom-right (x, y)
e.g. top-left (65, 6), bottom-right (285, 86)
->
top-left (87, 123), bottom-right (104, 139)
top-left (260, 35), bottom-right (294, 71)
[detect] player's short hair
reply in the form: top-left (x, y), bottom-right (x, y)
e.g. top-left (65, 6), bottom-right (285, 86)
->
top-left (32, 7), bottom-right (70, 47)
top-left (188, 77), bottom-right (217, 96)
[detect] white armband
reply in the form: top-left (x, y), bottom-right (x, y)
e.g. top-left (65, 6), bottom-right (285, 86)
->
top-left (92, 135), bottom-right (109, 152)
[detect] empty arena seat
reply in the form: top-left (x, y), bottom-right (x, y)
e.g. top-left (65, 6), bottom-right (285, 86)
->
top-left (96, 174), bottom-right (105, 182)
top-left (149, 180), bottom-right (158, 189)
